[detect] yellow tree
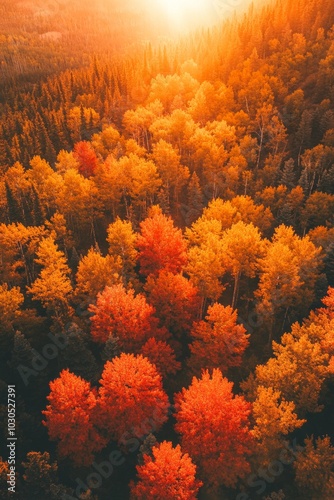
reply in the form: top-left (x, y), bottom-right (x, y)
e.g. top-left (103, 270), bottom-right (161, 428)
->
top-left (45, 212), bottom-right (74, 256)
top-left (0, 223), bottom-right (47, 286)
top-left (90, 125), bottom-right (123, 159)
top-left (189, 126), bottom-right (229, 181)
top-left (56, 168), bottom-right (102, 243)
top-left (186, 216), bottom-right (227, 311)
top-left (196, 196), bottom-right (273, 235)
top-left (187, 81), bottom-right (234, 125)
top-left (3, 162), bottom-right (31, 221)
top-left (147, 73), bottom-right (199, 113)
top-left (255, 225), bottom-right (322, 337)
top-left (243, 331), bottom-right (328, 416)
top-left (251, 386), bottom-right (305, 466)
top-left (272, 225), bottom-right (323, 314)
top-left (123, 100), bottom-right (163, 150)
top-left (221, 221), bottom-right (265, 308)
top-left (55, 150), bottom-right (79, 174)
top-left (67, 105), bottom-right (99, 142)
top-left (186, 216), bottom-right (224, 247)
top-left (186, 231), bottom-right (227, 310)
top-left (127, 154), bottom-right (162, 217)
top-left (149, 109), bottom-right (196, 159)
top-left (27, 156), bottom-right (63, 217)
top-left (75, 248), bottom-right (122, 304)
top-left (150, 139), bottom-right (189, 205)
top-left (0, 283), bottom-right (24, 332)
top-left (230, 195), bottom-right (273, 234)
top-left (94, 155), bottom-right (130, 218)
top-left (27, 236), bottom-right (73, 321)
top-left (255, 241), bottom-right (303, 338)
top-left (107, 218), bottom-right (138, 284)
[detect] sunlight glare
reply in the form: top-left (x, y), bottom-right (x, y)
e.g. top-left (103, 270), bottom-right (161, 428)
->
top-left (155, 0), bottom-right (215, 31)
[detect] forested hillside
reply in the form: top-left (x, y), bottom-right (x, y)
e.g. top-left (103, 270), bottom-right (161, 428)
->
top-left (1, 0), bottom-right (334, 499)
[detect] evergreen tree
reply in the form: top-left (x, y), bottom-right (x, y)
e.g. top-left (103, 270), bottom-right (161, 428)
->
top-left (280, 158), bottom-right (296, 189)
top-left (31, 185), bottom-right (45, 226)
top-left (101, 335), bottom-right (121, 363)
top-left (319, 165), bottom-right (334, 194)
top-left (5, 182), bottom-right (22, 224)
top-left (60, 323), bottom-right (99, 382)
top-left (137, 433), bottom-right (157, 465)
top-left (9, 331), bottom-right (34, 372)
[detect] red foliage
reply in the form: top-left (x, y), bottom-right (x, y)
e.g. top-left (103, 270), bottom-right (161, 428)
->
top-left (140, 338), bottom-right (181, 377)
top-left (89, 283), bottom-right (168, 349)
top-left (137, 210), bottom-right (188, 277)
top-left (130, 441), bottom-right (202, 500)
top-left (145, 271), bottom-right (201, 336)
top-left (73, 141), bottom-right (98, 177)
top-left (188, 303), bottom-right (249, 373)
top-left (42, 369), bottom-right (105, 466)
top-left (96, 354), bottom-right (169, 442)
top-left (175, 369), bottom-right (253, 488)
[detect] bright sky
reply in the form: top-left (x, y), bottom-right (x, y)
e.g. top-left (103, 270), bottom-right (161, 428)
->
top-left (155, 0), bottom-right (214, 29)
top-left (145, 0), bottom-right (254, 33)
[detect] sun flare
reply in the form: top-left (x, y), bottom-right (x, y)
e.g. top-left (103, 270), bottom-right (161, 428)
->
top-left (155, 0), bottom-right (215, 31)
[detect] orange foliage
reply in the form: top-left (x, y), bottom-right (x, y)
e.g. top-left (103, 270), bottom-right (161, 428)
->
top-left (175, 369), bottom-right (253, 488)
top-left (130, 441), bottom-right (202, 500)
top-left (140, 338), bottom-right (181, 377)
top-left (42, 369), bottom-right (105, 466)
top-left (89, 283), bottom-right (168, 349)
top-left (319, 286), bottom-right (334, 319)
top-left (188, 303), bottom-right (249, 374)
top-left (145, 271), bottom-right (201, 336)
top-left (96, 354), bottom-right (169, 442)
top-left (73, 141), bottom-right (98, 177)
top-left (137, 208), bottom-right (188, 276)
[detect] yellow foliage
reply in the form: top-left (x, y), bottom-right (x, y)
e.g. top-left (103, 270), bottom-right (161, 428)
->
top-left (75, 248), bottom-right (122, 302)
top-left (251, 386), bottom-right (305, 465)
top-left (0, 283), bottom-right (24, 330)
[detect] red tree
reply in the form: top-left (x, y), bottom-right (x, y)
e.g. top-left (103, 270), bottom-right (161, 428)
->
top-left (188, 303), bottom-right (249, 374)
top-left (175, 369), bottom-right (253, 488)
top-left (42, 370), bottom-right (105, 466)
top-left (89, 284), bottom-right (168, 350)
top-left (96, 354), bottom-right (169, 442)
top-left (145, 271), bottom-right (201, 337)
top-left (130, 441), bottom-right (202, 500)
top-left (140, 338), bottom-right (181, 377)
top-left (73, 141), bottom-right (98, 177)
top-left (137, 208), bottom-right (188, 277)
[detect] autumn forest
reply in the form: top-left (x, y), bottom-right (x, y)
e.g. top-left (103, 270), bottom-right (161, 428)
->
top-left (1, 0), bottom-right (334, 498)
